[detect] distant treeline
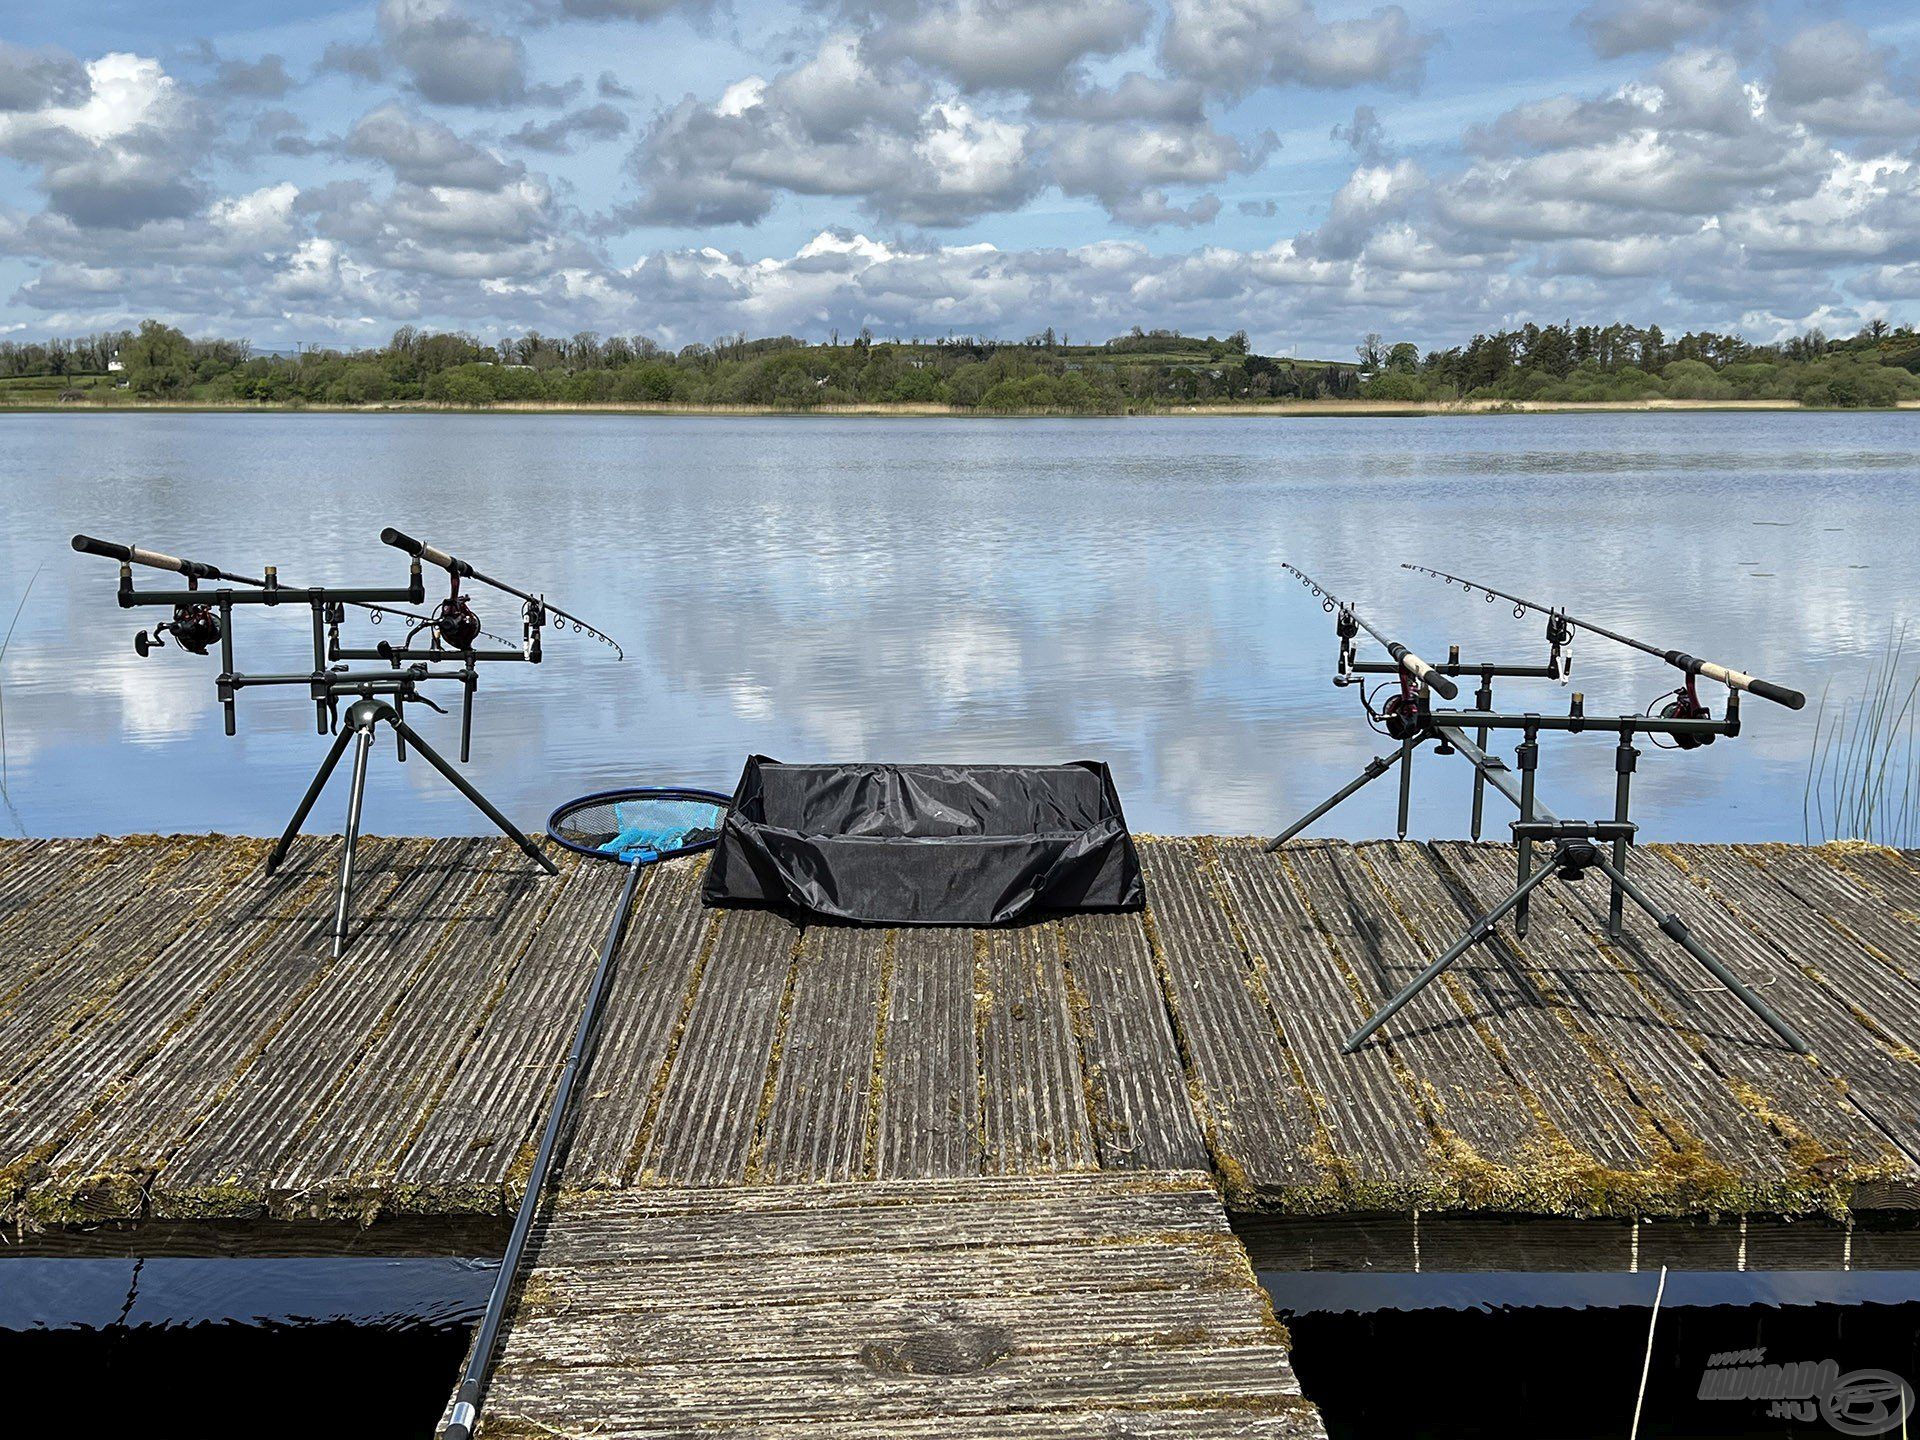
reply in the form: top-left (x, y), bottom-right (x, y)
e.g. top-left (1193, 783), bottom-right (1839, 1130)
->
top-left (1358, 320), bottom-right (1920, 408)
top-left (0, 322), bottom-right (1356, 412)
top-left (6, 317), bottom-right (1918, 410)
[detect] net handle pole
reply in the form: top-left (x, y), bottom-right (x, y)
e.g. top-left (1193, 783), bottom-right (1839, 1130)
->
top-left (441, 858), bottom-right (643, 1440)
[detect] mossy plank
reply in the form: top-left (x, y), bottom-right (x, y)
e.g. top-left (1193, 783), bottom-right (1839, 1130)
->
top-left (1057, 911), bottom-right (1209, 1172)
top-left (1138, 840), bottom-right (1335, 1208)
top-left (145, 837), bottom-right (491, 1217)
top-left (1282, 841), bottom-right (1560, 1208)
top-left (0, 837), bottom-right (187, 1015)
top-left (1209, 841), bottom-right (1439, 1207)
top-left (534, 856), bottom-right (711, 1192)
top-left (9, 841), bottom-right (376, 1225)
top-left (874, 927), bottom-right (980, 1179)
top-left (1728, 845), bottom-right (1920, 990)
top-left (1436, 843), bottom-right (1798, 1209)
top-left (635, 905), bottom-right (800, 1186)
top-left (756, 923), bottom-right (887, 1184)
top-left (1558, 845), bottom-right (1915, 1190)
top-left (271, 849), bottom-right (575, 1210)
top-left (1670, 847), bottom-right (1920, 1052)
top-left (0, 840), bottom-right (261, 1089)
top-left (978, 921), bottom-right (1095, 1175)
top-left (1356, 841), bottom-right (1660, 1180)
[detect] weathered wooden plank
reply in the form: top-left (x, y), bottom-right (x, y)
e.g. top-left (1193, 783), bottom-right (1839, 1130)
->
top-left (0, 838), bottom-right (187, 1012)
top-left (978, 922), bottom-right (1095, 1175)
top-left (145, 838), bottom-right (492, 1216)
top-left (755, 924), bottom-right (887, 1184)
top-left (1357, 841), bottom-right (1666, 1184)
top-left (533, 1173), bottom-right (1226, 1260)
top-left (1730, 844), bottom-right (1920, 991)
top-left (502, 1286), bottom-right (1278, 1368)
top-left (636, 907), bottom-right (801, 1186)
top-left (486, 1345), bottom-right (1312, 1432)
top-left (874, 927), bottom-right (980, 1180)
top-left (384, 862), bottom-right (620, 1211)
top-left (545, 857), bottom-right (712, 1191)
top-left (486, 1413), bottom-right (1322, 1440)
top-left (0, 840), bottom-right (261, 1088)
top-left (1139, 841), bottom-right (1333, 1207)
top-left (1210, 841), bottom-right (1438, 1206)
top-left (1435, 843), bottom-right (1801, 1210)
top-left (271, 854), bottom-right (576, 1212)
top-left (1278, 841), bottom-right (1559, 1207)
top-left (1057, 911), bottom-right (1209, 1171)
top-left (518, 1237), bottom-right (1252, 1312)
top-left (1666, 846), bottom-right (1920, 1060)
top-left (1551, 845), bottom-right (1917, 1190)
top-left (0, 839), bottom-right (86, 944)
top-left (0, 838), bottom-right (130, 944)
top-left (5, 840), bottom-right (390, 1223)
top-left (480, 1174), bottom-right (1321, 1440)
top-left (1827, 848), bottom-right (1920, 928)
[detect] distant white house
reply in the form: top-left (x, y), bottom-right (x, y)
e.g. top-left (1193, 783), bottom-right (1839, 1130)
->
top-left (106, 356), bottom-right (124, 373)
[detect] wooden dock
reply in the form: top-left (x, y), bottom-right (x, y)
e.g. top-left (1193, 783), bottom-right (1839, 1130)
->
top-left (470, 1173), bottom-right (1321, 1440)
top-left (8, 831), bottom-right (1920, 1434)
top-left (5, 833), bottom-right (1920, 1236)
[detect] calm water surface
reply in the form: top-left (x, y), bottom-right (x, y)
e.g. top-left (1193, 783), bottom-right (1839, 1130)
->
top-left (1, 411), bottom-right (1913, 841)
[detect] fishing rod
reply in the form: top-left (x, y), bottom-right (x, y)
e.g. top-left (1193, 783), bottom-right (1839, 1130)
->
top-left (71, 536), bottom-right (510, 656)
top-left (382, 528), bottom-right (624, 660)
top-left (1282, 563), bottom-right (1459, 702)
top-left (1402, 565), bottom-right (1806, 711)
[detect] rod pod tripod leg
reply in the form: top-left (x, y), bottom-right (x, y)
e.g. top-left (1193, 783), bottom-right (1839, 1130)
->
top-left (1581, 848), bottom-right (1809, 1055)
top-left (1266, 736), bottom-right (1429, 852)
top-left (1343, 852), bottom-right (1564, 1053)
top-left (265, 697), bottom-right (558, 958)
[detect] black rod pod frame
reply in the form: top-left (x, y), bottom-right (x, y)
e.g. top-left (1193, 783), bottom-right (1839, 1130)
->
top-left (69, 530), bottom-right (623, 955)
top-left (1266, 561), bottom-right (1809, 1057)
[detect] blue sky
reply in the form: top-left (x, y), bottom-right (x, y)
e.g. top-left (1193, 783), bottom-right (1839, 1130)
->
top-left (2, 0), bottom-right (1918, 354)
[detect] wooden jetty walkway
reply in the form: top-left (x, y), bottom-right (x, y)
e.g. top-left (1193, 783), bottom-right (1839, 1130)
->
top-left (470, 1173), bottom-right (1320, 1440)
top-left (5, 833), bottom-right (1920, 1237)
top-left (6, 832), bottom-right (1920, 1430)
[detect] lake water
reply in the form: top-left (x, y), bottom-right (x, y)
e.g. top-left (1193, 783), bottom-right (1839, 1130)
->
top-left (1, 410), bottom-right (1914, 843)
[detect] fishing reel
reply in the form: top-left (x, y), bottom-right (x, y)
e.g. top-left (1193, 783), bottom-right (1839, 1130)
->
top-left (433, 591), bottom-right (483, 651)
top-left (1378, 689), bottom-right (1424, 739)
top-left (134, 603), bottom-right (221, 658)
top-left (1651, 678), bottom-right (1715, 749)
top-left (1362, 669), bottom-right (1427, 739)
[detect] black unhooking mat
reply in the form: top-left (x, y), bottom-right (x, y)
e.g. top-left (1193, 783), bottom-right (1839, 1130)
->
top-left (702, 757), bottom-right (1146, 925)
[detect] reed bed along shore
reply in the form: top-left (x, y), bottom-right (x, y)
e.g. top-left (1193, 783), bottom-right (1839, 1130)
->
top-left (1806, 629), bottom-right (1920, 848)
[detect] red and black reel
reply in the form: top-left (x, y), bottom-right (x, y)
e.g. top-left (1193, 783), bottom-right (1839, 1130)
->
top-left (1655, 677), bottom-right (1715, 749)
top-left (134, 603), bottom-right (222, 657)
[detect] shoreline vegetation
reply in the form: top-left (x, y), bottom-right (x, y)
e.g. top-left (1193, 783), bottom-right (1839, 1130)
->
top-left (6, 396), bottom-right (1918, 417)
top-left (6, 317), bottom-right (1920, 415)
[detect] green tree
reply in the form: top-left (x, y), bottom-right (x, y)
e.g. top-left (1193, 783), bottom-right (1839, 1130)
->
top-left (122, 320), bottom-right (193, 396)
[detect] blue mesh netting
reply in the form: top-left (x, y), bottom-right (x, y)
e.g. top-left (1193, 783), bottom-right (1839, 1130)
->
top-left (550, 793), bottom-right (726, 863)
